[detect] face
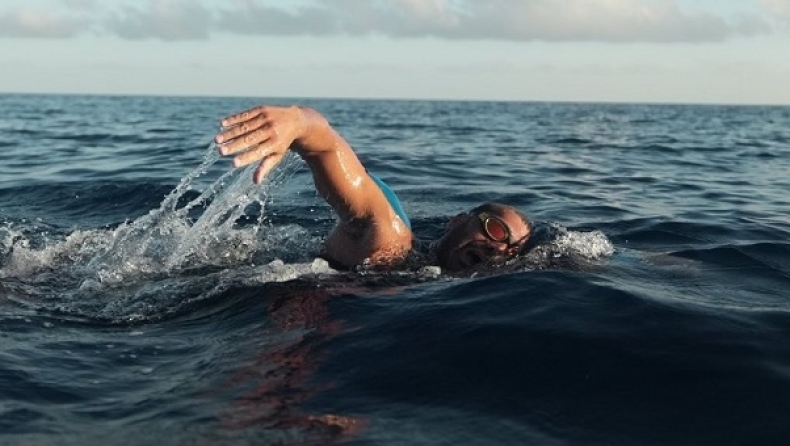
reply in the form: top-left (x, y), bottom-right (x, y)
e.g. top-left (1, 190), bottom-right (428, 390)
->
top-left (432, 204), bottom-right (531, 271)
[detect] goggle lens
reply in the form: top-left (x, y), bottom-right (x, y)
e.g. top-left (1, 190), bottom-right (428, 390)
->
top-left (483, 216), bottom-right (509, 242)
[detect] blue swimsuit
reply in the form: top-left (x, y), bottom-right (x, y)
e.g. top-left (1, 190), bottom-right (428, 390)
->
top-left (369, 174), bottom-right (411, 230)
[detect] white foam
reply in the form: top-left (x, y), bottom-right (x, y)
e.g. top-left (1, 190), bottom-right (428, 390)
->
top-left (551, 225), bottom-right (615, 259)
top-left (516, 223), bottom-right (614, 270)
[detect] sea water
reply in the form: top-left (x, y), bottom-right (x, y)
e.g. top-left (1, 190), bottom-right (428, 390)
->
top-left (1, 95), bottom-right (789, 445)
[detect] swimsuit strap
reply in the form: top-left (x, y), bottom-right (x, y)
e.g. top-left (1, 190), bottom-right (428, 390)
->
top-left (369, 173), bottom-right (411, 230)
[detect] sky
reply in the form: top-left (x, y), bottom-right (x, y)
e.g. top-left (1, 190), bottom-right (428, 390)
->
top-left (0, 0), bottom-right (789, 104)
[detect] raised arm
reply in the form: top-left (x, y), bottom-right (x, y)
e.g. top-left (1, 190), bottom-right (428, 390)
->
top-left (214, 105), bottom-right (412, 267)
top-left (215, 106), bottom-right (364, 220)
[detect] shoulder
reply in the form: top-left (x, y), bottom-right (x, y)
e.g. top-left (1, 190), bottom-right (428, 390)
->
top-left (325, 213), bottom-right (413, 269)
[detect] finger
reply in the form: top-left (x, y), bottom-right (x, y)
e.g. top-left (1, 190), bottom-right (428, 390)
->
top-left (215, 115), bottom-right (268, 145)
top-left (253, 153), bottom-right (285, 184)
top-left (219, 106), bottom-right (265, 129)
top-left (233, 142), bottom-right (276, 168)
top-left (220, 128), bottom-right (273, 156)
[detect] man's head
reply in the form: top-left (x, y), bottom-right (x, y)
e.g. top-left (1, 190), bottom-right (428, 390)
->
top-left (432, 202), bottom-right (532, 271)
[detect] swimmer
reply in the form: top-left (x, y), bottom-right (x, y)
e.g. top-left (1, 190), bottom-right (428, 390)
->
top-left (214, 105), bottom-right (531, 271)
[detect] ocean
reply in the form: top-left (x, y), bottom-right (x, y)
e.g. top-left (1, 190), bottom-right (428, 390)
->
top-left (1, 94), bottom-right (789, 445)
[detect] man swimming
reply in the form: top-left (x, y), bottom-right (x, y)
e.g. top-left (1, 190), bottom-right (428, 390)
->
top-left (214, 105), bottom-right (531, 271)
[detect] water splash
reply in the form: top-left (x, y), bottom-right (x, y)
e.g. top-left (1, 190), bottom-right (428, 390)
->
top-left (519, 224), bottom-right (614, 270)
top-left (551, 224), bottom-right (615, 259)
top-left (84, 145), bottom-right (272, 281)
top-left (0, 143), bottom-right (322, 322)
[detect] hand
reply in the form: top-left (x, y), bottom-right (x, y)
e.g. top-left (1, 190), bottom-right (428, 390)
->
top-left (214, 106), bottom-right (305, 184)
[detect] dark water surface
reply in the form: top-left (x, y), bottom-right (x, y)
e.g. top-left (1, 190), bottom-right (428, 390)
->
top-left (1, 94), bottom-right (789, 445)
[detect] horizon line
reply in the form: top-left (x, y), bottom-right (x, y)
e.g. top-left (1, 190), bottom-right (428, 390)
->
top-left (1, 90), bottom-right (788, 108)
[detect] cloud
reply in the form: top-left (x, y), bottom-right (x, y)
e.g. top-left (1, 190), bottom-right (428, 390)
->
top-left (0, 8), bottom-right (87, 38)
top-left (216, 0), bottom-right (769, 43)
top-left (460, 0), bottom-right (761, 42)
top-left (760, 0), bottom-right (790, 23)
top-left (214, 1), bottom-right (337, 36)
top-left (60, 0), bottom-right (99, 11)
top-left (104, 0), bottom-right (213, 41)
top-left (0, 0), bottom-right (780, 42)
